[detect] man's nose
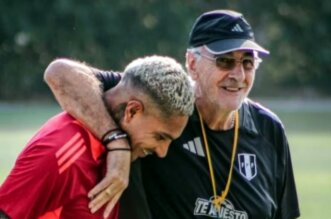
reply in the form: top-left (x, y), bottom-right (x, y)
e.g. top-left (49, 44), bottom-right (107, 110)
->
top-left (154, 143), bottom-right (170, 158)
top-left (228, 62), bottom-right (245, 81)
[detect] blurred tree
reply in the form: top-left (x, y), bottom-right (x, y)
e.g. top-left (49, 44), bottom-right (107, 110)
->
top-left (0, 0), bottom-right (330, 100)
top-left (245, 0), bottom-right (331, 96)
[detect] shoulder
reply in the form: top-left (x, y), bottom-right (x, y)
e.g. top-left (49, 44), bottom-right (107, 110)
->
top-left (241, 99), bottom-right (286, 139)
top-left (31, 112), bottom-right (89, 144)
top-left (243, 98), bottom-right (283, 126)
top-left (3, 113), bottom-right (90, 185)
top-left (23, 112), bottom-right (94, 165)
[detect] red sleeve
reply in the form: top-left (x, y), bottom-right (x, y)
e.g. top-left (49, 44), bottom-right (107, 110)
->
top-left (0, 143), bottom-right (66, 218)
top-left (0, 117), bottom-right (89, 219)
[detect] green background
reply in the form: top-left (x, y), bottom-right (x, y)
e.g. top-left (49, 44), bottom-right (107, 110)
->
top-left (1, 0), bottom-right (331, 99)
top-left (1, 101), bottom-right (331, 219)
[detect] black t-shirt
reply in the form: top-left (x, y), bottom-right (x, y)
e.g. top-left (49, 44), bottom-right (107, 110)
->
top-left (97, 71), bottom-right (300, 219)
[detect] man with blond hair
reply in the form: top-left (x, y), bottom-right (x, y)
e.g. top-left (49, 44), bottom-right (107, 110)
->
top-left (0, 56), bottom-right (195, 219)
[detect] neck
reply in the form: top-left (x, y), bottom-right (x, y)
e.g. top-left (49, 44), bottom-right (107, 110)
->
top-left (104, 84), bottom-right (128, 122)
top-left (195, 100), bottom-right (235, 131)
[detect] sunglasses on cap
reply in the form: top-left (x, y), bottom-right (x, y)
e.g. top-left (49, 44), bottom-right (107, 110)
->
top-left (195, 52), bottom-right (262, 71)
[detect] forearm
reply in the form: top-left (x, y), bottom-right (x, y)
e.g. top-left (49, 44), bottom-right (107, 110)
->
top-left (44, 58), bottom-right (131, 217)
top-left (44, 58), bottom-right (118, 139)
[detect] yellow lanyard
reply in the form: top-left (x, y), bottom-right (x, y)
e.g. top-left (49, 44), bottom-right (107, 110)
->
top-left (198, 110), bottom-right (239, 209)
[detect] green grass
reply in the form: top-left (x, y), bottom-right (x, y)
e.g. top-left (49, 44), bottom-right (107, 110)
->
top-left (273, 110), bottom-right (331, 218)
top-left (288, 133), bottom-right (331, 218)
top-left (0, 103), bottom-right (61, 179)
top-left (1, 102), bottom-right (331, 218)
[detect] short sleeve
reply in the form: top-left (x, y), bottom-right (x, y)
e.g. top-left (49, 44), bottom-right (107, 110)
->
top-left (276, 131), bottom-right (300, 219)
top-left (0, 143), bottom-right (67, 219)
top-left (0, 118), bottom-right (91, 219)
top-left (95, 71), bottom-right (122, 91)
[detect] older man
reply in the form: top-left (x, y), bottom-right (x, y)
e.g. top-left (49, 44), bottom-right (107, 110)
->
top-left (0, 56), bottom-right (194, 219)
top-left (42, 10), bottom-right (300, 219)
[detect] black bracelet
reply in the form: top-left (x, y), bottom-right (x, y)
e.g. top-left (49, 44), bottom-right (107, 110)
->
top-left (107, 148), bottom-right (132, 152)
top-left (102, 132), bottom-right (129, 146)
top-left (101, 128), bottom-right (122, 142)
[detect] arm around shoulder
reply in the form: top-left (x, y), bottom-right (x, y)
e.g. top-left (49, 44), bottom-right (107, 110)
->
top-left (44, 58), bottom-right (131, 217)
top-left (44, 58), bottom-right (117, 139)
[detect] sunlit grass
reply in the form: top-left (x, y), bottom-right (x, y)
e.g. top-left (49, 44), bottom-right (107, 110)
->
top-left (288, 132), bottom-right (331, 219)
top-left (1, 102), bottom-right (331, 218)
top-left (0, 103), bottom-right (61, 181)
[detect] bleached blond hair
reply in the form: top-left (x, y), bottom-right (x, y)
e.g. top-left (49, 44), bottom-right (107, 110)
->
top-left (122, 55), bottom-right (195, 117)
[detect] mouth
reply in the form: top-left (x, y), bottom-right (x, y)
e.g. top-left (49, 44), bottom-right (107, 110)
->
top-left (221, 86), bottom-right (243, 92)
top-left (140, 149), bottom-right (153, 158)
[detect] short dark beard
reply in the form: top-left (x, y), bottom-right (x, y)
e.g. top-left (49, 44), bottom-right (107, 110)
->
top-left (111, 103), bottom-right (127, 124)
top-left (103, 94), bottom-right (126, 124)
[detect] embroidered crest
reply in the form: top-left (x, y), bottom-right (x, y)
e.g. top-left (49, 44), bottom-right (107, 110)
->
top-left (238, 153), bottom-right (257, 181)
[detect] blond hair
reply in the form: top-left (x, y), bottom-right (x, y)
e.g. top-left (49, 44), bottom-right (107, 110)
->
top-left (122, 55), bottom-right (195, 116)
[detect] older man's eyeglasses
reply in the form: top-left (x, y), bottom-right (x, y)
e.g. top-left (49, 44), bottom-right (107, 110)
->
top-left (196, 52), bottom-right (261, 71)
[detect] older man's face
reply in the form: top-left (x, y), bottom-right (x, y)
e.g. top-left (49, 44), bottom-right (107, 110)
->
top-left (190, 49), bottom-right (257, 112)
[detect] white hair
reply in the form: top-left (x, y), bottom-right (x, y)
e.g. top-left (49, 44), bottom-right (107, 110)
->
top-left (122, 55), bottom-right (195, 116)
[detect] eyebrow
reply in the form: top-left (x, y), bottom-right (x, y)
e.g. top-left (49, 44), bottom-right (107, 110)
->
top-left (243, 52), bottom-right (254, 57)
top-left (159, 132), bottom-right (175, 141)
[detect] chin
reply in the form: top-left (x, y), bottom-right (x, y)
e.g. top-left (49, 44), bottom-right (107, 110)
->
top-left (220, 100), bottom-right (243, 111)
top-left (231, 96), bottom-right (246, 108)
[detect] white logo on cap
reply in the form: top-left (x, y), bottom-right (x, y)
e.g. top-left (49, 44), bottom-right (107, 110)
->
top-left (231, 24), bottom-right (244, 32)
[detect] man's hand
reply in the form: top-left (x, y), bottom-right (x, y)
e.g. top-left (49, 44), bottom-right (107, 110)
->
top-left (88, 139), bottom-right (131, 219)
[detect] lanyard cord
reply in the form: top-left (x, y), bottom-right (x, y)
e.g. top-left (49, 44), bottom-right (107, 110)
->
top-left (198, 110), bottom-right (239, 208)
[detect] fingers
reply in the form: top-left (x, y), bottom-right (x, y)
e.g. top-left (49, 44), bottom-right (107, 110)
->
top-left (89, 181), bottom-right (123, 214)
top-left (88, 151), bottom-right (131, 200)
top-left (103, 192), bottom-right (122, 219)
top-left (88, 149), bottom-right (131, 215)
top-left (88, 178), bottom-right (110, 199)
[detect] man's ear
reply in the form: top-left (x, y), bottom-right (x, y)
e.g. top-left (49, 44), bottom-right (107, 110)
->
top-left (123, 99), bottom-right (144, 122)
top-left (186, 51), bottom-right (198, 80)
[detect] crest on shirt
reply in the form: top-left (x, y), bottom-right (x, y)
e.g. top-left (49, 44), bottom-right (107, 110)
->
top-left (238, 153), bottom-right (257, 181)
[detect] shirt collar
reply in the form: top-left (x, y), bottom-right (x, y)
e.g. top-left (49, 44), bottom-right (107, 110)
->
top-left (191, 98), bottom-right (259, 135)
top-left (239, 98), bottom-right (259, 135)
